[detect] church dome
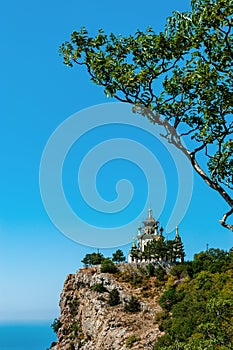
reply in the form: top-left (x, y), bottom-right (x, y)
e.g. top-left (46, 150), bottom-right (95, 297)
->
top-left (143, 208), bottom-right (158, 227)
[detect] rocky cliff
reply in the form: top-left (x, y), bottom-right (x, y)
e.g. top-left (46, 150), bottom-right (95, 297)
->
top-left (50, 264), bottom-right (165, 350)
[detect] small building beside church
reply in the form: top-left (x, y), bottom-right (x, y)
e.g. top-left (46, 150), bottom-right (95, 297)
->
top-left (128, 208), bottom-right (185, 263)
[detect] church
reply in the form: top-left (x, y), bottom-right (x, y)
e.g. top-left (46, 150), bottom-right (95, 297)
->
top-left (128, 208), bottom-right (185, 263)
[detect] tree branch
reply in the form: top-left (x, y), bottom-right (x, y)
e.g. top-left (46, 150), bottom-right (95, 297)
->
top-left (219, 208), bottom-right (233, 231)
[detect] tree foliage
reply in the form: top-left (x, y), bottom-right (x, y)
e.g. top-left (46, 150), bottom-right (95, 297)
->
top-left (131, 236), bottom-right (185, 263)
top-left (124, 296), bottom-right (141, 313)
top-left (154, 247), bottom-right (233, 349)
top-left (108, 288), bottom-right (121, 306)
top-left (112, 249), bottom-right (126, 263)
top-left (81, 252), bottom-right (104, 266)
top-left (126, 335), bottom-right (141, 348)
top-left (51, 318), bottom-right (62, 333)
top-left (100, 258), bottom-right (118, 273)
top-left (92, 282), bottom-right (107, 293)
top-left (60, 0), bottom-right (233, 230)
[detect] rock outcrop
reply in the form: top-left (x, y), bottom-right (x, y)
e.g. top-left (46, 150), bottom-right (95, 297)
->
top-left (50, 264), bottom-right (164, 350)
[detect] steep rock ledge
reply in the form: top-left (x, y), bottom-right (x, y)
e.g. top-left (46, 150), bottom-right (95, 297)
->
top-left (50, 264), bottom-right (164, 350)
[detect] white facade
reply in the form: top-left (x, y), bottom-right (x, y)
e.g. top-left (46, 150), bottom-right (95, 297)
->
top-left (128, 208), bottom-right (163, 263)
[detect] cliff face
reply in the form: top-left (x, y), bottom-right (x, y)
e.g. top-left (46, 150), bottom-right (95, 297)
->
top-left (50, 264), bottom-right (164, 350)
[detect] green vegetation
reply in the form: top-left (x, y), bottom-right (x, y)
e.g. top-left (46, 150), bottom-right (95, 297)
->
top-left (69, 321), bottom-right (81, 336)
top-left (124, 296), bottom-right (141, 313)
top-left (81, 252), bottom-right (104, 266)
top-left (154, 265), bottom-right (167, 282)
top-left (100, 258), bottom-right (118, 273)
top-left (68, 321), bottom-right (86, 346)
top-left (79, 246), bottom-right (233, 348)
top-left (116, 264), bottom-right (146, 287)
top-left (97, 295), bottom-right (106, 302)
top-left (92, 283), bottom-right (107, 293)
top-left (153, 248), bottom-right (233, 349)
top-left (112, 249), bottom-right (126, 263)
top-left (60, 0), bottom-right (233, 231)
top-left (130, 236), bottom-right (185, 263)
top-left (69, 299), bottom-right (79, 316)
top-left (115, 262), bottom-right (168, 290)
top-left (81, 249), bottom-right (126, 268)
top-left (146, 263), bottom-right (156, 276)
top-left (51, 318), bottom-right (62, 333)
top-left (126, 334), bottom-right (141, 348)
top-left (108, 288), bottom-right (121, 306)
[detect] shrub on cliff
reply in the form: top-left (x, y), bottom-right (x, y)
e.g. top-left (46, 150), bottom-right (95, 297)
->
top-left (51, 318), bottom-right (62, 333)
top-left (100, 258), bottom-right (118, 273)
top-left (81, 252), bottom-right (104, 266)
top-left (70, 299), bottom-right (79, 316)
top-left (92, 283), bottom-right (107, 293)
top-left (124, 296), bottom-right (141, 313)
top-left (154, 265), bottom-right (167, 281)
top-left (126, 335), bottom-right (141, 348)
top-left (108, 288), bottom-right (121, 306)
top-left (146, 263), bottom-right (156, 277)
top-left (158, 286), bottom-right (178, 312)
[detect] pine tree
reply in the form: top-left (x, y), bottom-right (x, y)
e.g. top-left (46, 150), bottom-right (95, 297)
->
top-left (173, 236), bottom-right (185, 262)
top-left (112, 249), bottom-right (126, 263)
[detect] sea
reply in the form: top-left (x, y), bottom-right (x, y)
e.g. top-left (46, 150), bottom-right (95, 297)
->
top-left (0, 322), bottom-right (57, 350)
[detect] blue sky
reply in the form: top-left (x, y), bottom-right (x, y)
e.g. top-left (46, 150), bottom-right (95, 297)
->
top-left (1, 0), bottom-right (233, 322)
